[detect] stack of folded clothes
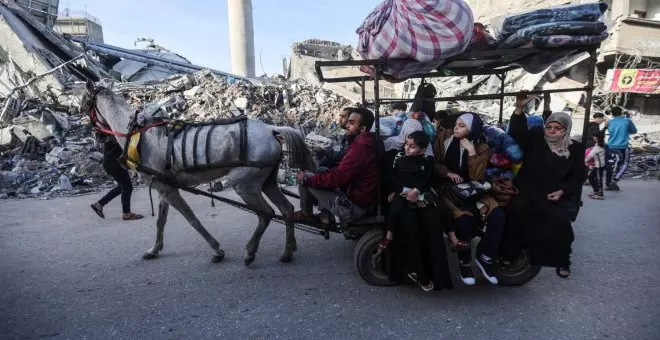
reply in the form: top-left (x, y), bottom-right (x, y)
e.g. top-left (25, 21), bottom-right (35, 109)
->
top-left (497, 3), bottom-right (609, 49)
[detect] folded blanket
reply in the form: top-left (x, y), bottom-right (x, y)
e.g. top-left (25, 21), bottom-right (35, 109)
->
top-left (532, 32), bottom-right (609, 48)
top-left (499, 21), bottom-right (607, 49)
top-left (513, 50), bottom-right (576, 74)
top-left (499, 2), bottom-right (608, 40)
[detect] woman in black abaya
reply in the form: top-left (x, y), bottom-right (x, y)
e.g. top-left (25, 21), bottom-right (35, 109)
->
top-left (502, 95), bottom-right (586, 278)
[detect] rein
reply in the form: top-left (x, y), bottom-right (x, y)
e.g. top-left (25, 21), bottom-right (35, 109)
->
top-left (90, 108), bottom-right (168, 138)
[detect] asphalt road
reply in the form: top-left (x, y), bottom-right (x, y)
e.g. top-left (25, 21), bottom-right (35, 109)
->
top-left (1, 180), bottom-right (659, 340)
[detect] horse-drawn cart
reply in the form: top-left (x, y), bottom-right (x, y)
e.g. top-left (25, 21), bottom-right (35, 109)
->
top-left (313, 44), bottom-right (600, 286)
top-left (84, 43), bottom-right (599, 288)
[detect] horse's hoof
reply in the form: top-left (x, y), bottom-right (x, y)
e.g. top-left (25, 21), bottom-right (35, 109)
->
top-left (244, 255), bottom-right (255, 266)
top-left (211, 253), bottom-right (225, 263)
top-left (279, 253), bottom-right (293, 263)
top-left (143, 252), bottom-right (158, 260)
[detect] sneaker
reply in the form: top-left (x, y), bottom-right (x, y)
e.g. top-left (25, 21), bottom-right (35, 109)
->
top-left (476, 254), bottom-right (499, 285)
top-left (459, 265), bottom-right (476, 286)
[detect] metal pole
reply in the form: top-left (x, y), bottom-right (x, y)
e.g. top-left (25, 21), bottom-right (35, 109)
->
top-left (581, 50), bottom-right (598, 145)
top-left (373, 67), bottom-right (382, 217)
top-left (70, 38), bottom-right (248, 81)
top-left (499, 73), bottom-right (506, 124)
top-left (361, 78), bottom-right (366, 106)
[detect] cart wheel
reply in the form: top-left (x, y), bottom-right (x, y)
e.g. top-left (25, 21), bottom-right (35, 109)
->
top-left (497, 250), bottom-right (541, 286)
top-left (353, 228), bottom-right (396, 286)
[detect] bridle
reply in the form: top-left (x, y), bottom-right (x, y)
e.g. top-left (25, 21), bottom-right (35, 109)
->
top-left (83, 87), bottom-right (167, 138)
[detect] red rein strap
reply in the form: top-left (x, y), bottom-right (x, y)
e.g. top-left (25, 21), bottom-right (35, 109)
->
top-left (91, 108), bottom-right (167, 137)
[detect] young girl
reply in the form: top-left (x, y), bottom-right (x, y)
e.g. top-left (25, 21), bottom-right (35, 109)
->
top-left (585, 132), bottom-right (606, 200)
top-left (382, 131), bottom-right (435, 291)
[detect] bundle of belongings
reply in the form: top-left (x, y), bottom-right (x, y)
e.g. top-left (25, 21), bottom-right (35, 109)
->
top-left (489, 3), bottom-right (609, 74)
top-left (356, 0), bottom-right (474, 79)
top-left (484, 125), bottom-right (523, 180)
top-left (374, 82), bottom-right (437, 140)
top-left (374, 111), bottom-right (436, 141)
top-left (496, 3), bottom-right (609, 49)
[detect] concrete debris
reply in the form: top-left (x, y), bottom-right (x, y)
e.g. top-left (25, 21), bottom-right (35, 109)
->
top-left (304, 132), bottom-right (334, 151)
top-left (292, 39), bottom-right (353, 61)
top-left (114, 70), bottom-right (352, 135)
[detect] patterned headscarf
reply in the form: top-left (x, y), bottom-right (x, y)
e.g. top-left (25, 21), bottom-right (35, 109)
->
top-left (544, 112), bottom-right (573, 158)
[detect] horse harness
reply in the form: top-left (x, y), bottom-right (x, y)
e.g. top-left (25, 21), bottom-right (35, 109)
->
top-left (164, 115), bottom-right (260, 173)
top-left (85, 87), bottom-right (274, 174)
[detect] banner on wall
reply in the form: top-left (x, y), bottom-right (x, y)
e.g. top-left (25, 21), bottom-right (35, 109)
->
top-left (607, 69), bottom-right (660, 94)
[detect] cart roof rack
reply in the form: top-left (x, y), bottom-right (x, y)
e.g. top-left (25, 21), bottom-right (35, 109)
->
top-left (315, 45), bottom-right (599, 83)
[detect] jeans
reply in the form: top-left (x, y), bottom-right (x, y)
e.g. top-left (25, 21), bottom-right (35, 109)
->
top-left (98, 166), bottom-right (133, 213)
top-left (454, 207), bottom-right (506, 263)
top-left (588, 167), bottom-right (605, 193)
top-left (298, 172), bottom-right (366, 221)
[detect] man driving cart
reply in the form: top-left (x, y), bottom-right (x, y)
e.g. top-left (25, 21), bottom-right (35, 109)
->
top-left (289, 108), bottom-right (379, 228)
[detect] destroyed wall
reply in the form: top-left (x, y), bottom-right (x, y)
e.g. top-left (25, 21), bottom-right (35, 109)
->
top-left (288, 39), bottom-right (398, 106)
top-left (0, 4), bottom-right (68, 96)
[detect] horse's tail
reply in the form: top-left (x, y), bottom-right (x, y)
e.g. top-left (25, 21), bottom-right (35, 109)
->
top-left (271, 126), bottom-right (315, 172)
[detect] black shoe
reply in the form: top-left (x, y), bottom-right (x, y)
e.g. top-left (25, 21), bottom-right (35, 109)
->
top-left (476, 254), bottom-right (499, 285)
top-left (459, 265), bottom-right (476, 286)
top-left (605, 182), bottom-right (620, 191)
top-left (556, 266), bottom-right (571, 278)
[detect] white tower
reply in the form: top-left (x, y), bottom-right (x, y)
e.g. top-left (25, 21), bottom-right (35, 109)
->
top-left (227, 0), bottom-right (256, 77)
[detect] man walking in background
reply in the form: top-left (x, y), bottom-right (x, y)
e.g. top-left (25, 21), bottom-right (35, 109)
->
top-left (604, 106), bottom-right (637, 191)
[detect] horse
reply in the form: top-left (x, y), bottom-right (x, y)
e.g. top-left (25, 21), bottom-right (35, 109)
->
top-left (81, 80), bottom-right (315, 266)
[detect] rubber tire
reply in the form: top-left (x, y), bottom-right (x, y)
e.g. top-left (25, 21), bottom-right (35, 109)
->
top-left (497, 251), bottom-right (542, 286)
top-left (353, 228), bottom-right (397, 286)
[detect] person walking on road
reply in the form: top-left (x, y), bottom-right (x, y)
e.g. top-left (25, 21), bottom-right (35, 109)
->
top-left (90, 138), bottom-right (143, 221)
top-left (604, 106), bottom-right (637, 191)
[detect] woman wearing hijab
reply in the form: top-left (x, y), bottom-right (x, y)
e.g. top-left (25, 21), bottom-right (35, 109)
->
top-left (502, 95), bottom-right (586, 278)
top-left (433, 112), bottom-right (505, 286)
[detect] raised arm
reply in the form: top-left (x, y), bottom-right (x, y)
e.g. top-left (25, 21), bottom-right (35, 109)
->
top-left (509, 95), bottom-right (535, 153)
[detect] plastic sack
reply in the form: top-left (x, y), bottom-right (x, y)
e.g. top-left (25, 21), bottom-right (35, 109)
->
top-left (485, 125), bottom-right (523, 163)
top-left (356, 0), bottom-right (474, 78)
top-left (490, 153), bottom-right (513, 169)
top-left (371, 112), bottom-right (408, 137)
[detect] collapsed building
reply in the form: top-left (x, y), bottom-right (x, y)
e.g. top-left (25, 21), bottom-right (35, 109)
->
top-left (0, 0), bottom-right (357, 199)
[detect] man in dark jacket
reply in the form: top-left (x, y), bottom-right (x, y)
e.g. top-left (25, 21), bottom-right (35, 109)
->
top-left (585, 112), bottom-right (605, 148)
top-left (291, 108), bottom-right (378, 225)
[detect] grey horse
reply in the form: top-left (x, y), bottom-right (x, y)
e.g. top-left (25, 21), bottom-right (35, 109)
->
top-left (82, 80), bottom-right (315, 265)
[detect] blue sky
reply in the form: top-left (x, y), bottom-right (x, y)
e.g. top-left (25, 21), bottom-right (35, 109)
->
top-left (60, 0), bottom-right (382, 76)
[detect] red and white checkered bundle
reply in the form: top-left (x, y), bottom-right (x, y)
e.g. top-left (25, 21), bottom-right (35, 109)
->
top-left (356, 0), bottom-right (474, 79)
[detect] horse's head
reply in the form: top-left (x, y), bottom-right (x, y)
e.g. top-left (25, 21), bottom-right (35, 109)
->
top-left (80, 80), bottom-right (110, 131)
top-left (81, 80), bottom-right (134, 136)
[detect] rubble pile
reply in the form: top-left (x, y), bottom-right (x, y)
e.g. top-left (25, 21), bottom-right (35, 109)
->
top-left (114, 70), bottom-right (352, 135)
top-left (0, 113), bottom-right (121, 199)
top-left (0, 69), bottom-right (357, 200)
